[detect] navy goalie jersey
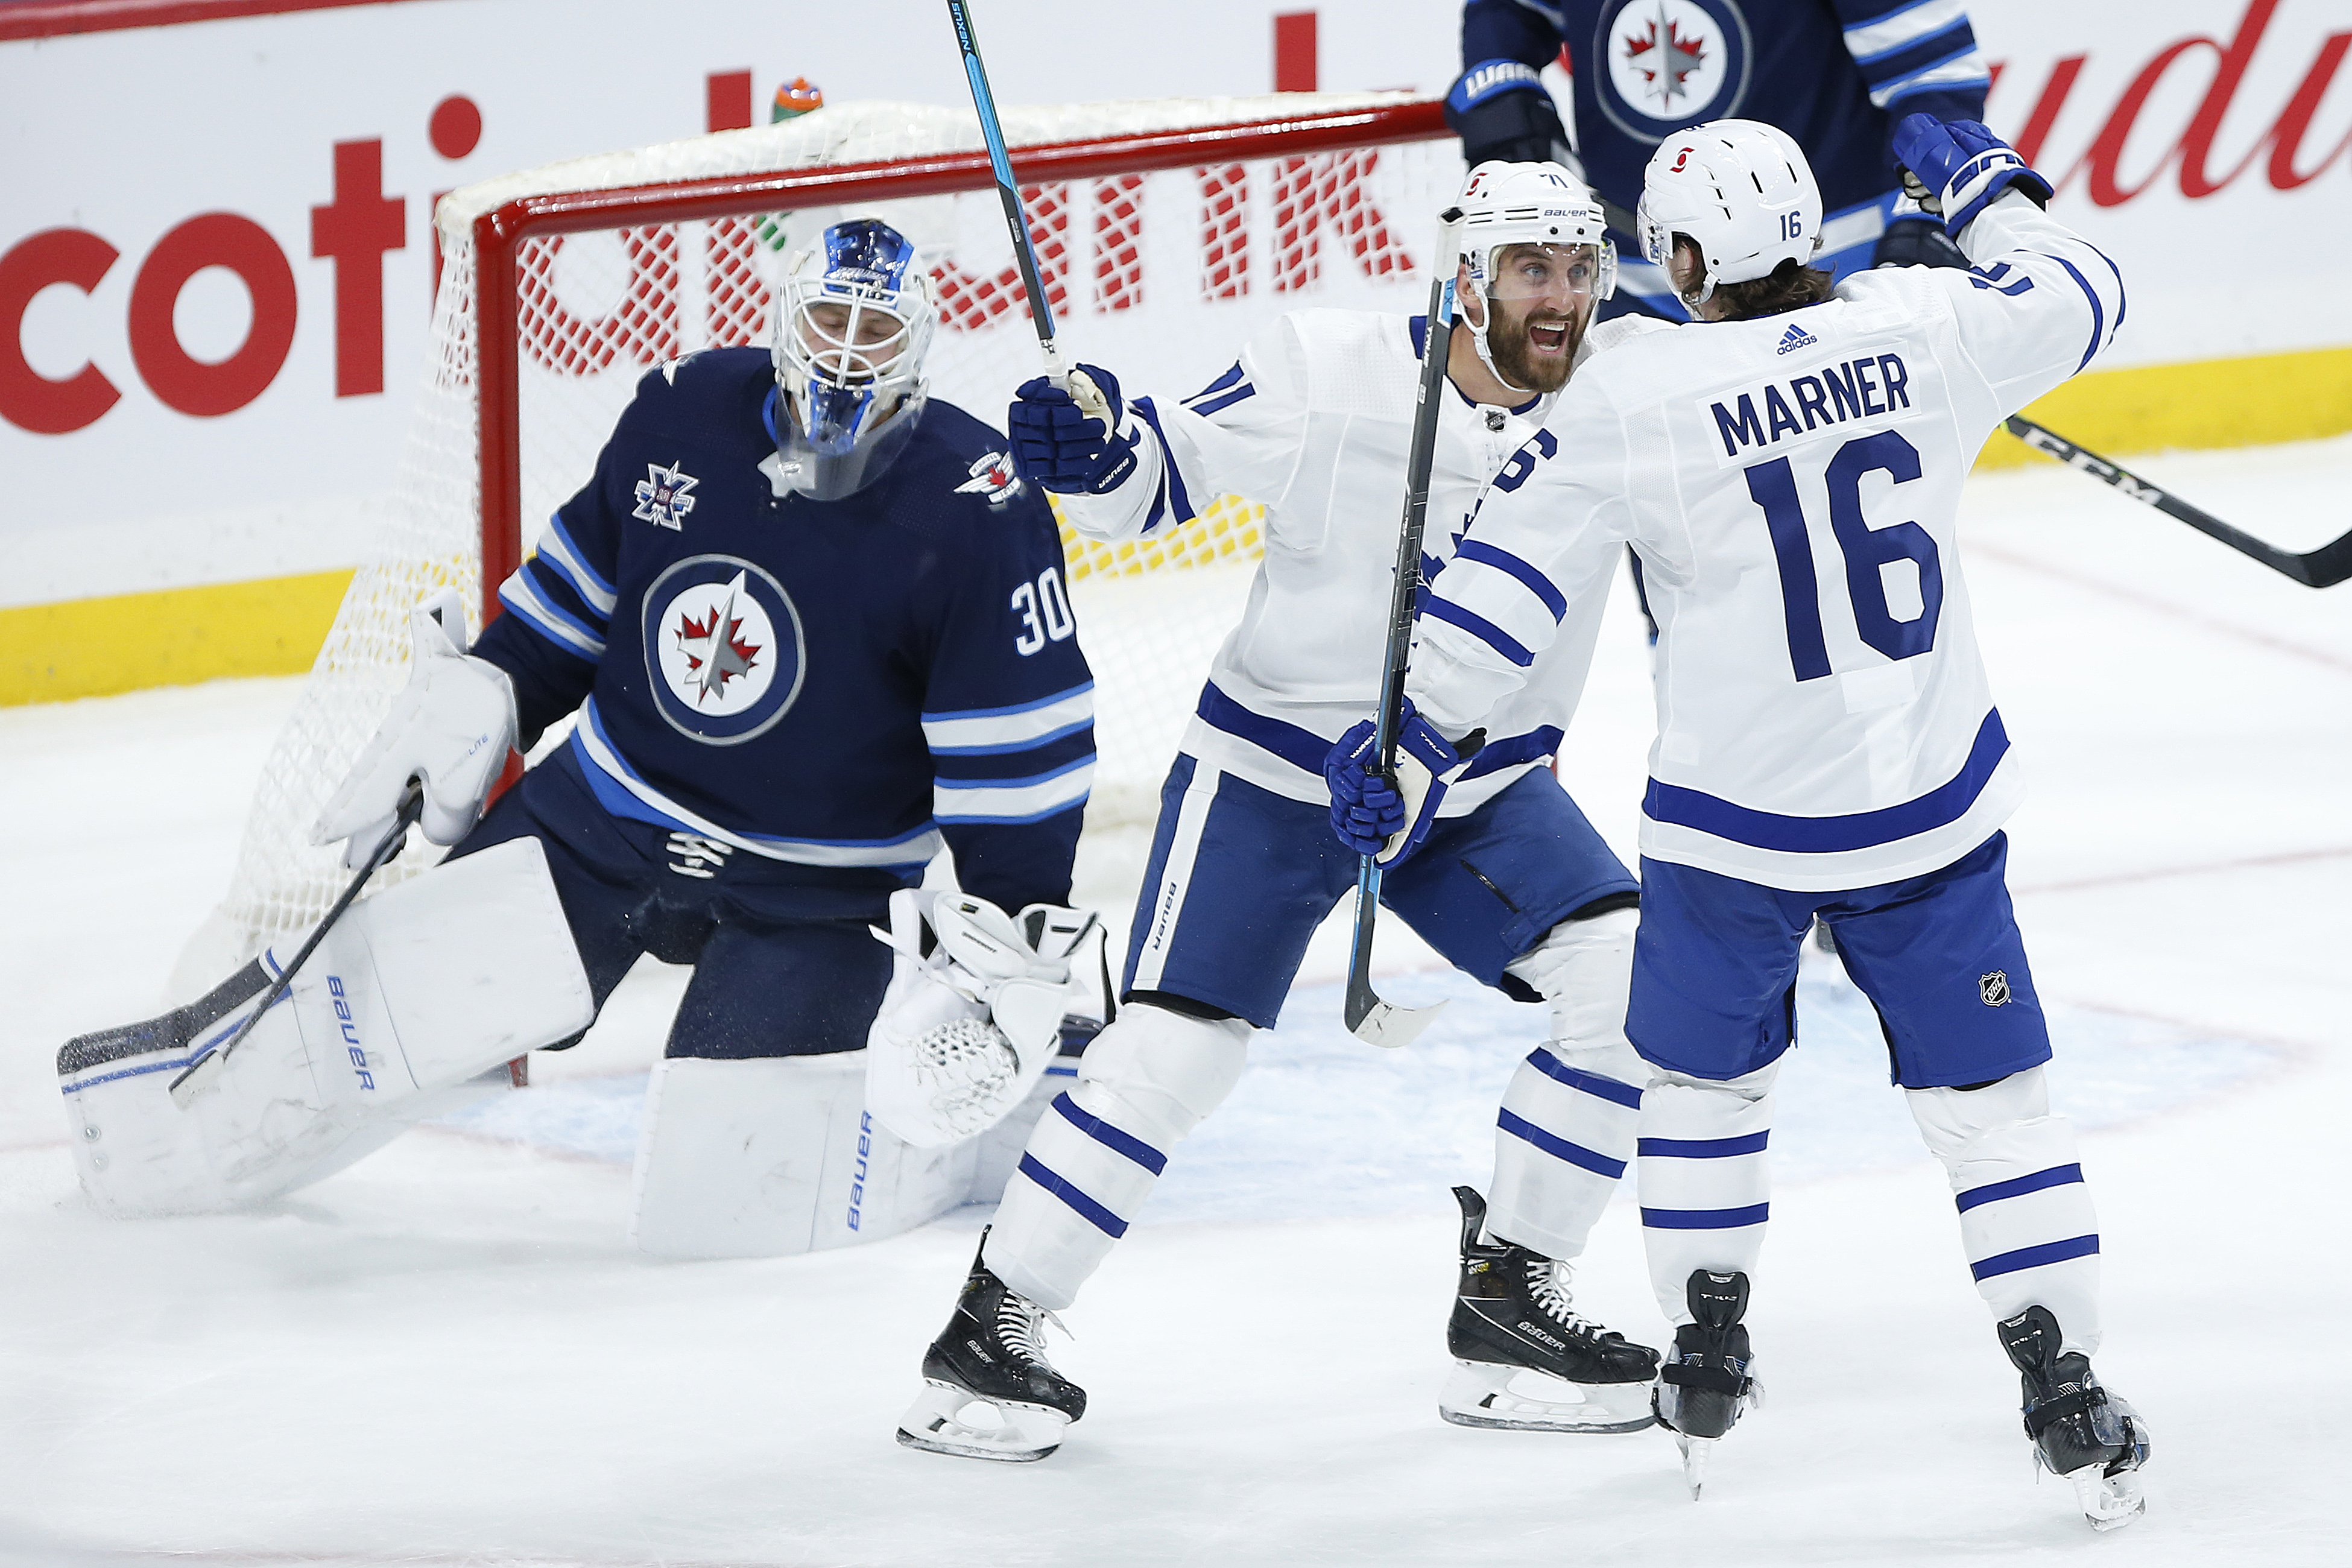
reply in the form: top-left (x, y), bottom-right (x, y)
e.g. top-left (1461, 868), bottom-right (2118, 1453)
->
top-left (472, 347), bottom-right (1095, 913)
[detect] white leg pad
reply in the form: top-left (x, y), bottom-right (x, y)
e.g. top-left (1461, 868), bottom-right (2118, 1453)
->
top-left (60, 837), bottom-right (592, 1216)
top-left (1908, 1067), bottom-right (2104, 1353)
top-left (1485, 1042), bottom-right (1644, 1261)
top-left (984, 1002), bottom-right (1250, 1310)
top-left (1637, 1063), bottom-right (1778, 1327)
top-left (1503, 905), bottom-right (1637, 1055)
top-left (630, 1051), bottom-right (978, 1259)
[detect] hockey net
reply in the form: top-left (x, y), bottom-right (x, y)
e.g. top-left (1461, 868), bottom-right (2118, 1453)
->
top-left (212, 93), bottom-right (1461, 956)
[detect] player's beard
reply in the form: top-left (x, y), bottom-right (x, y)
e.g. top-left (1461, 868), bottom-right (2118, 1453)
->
top-left (1487, 298), bottom-right (1584, 394)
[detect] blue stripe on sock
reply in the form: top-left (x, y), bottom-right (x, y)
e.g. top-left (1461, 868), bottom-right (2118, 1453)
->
top-left (1955, 1163), bottom-right (2083, 1213)
top-left (1970, 1233), bottom-right (2099, 1281)
top-left (1497, 1108), bottom-right (1627, 1180)
top-left (1016, 1153), bottom-right (1128, 1238)
top-left (1526, 1048), bottom-right (1643, 1109)
top-left (1638, 1133), bottom-right (1771, 1159)
top-left (1642, 1203), bottom-right (1770, 1230)
top-left (1050, 1092), bottom-right (1166, 1175)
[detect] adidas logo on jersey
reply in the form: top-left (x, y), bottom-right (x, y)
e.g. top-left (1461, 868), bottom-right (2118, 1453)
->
top-left (1776, 323), bottom-right (1818, 356)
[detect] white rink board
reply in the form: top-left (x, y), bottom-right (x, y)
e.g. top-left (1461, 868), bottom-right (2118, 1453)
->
top-left (0, 440), bottom-right (2347, 1565)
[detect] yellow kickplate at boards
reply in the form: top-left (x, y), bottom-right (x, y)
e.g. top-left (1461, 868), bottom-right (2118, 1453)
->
top-left (1977, 344), bottom-right (2352, 470)
top-left (0, 570), bottom-right (352, 707)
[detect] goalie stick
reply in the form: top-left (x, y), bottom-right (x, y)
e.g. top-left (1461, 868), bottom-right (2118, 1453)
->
top-left (167, 782), bottom-right (424, 1108)
top-left (2006, 416), bottom-right (2352, 590)
top-left (1343, 210), bottom-right (1466, 1050)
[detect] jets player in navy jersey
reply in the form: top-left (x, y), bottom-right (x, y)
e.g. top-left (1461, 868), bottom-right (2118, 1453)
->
top-left (1332, 119), bottom-right (2149, 1526)
top-left (58, 218), bottom-right (1106, 1255)
top-left (893, 165), bottom-right (1677, 1465)
top-left (1449, 1), bottom-right (1991, 318)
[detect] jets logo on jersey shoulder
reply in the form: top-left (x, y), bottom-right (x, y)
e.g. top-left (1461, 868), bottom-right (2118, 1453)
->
top-left (640, 554), bottom-right (806, 745)
top-left (634, 461), bottom-right (700, 530)
top-left (1594, 0), bottom-right (1753, 145)
top-left (956, 451), bottom-right (1024, 505)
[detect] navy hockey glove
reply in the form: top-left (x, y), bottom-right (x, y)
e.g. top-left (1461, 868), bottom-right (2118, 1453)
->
top-left (1325, 703), bottom-right (1484, 870)
top-left (1007, 365), bottom-right (1136, 494)
top-left (1444, 60), bottom-right (1571, 168)
top-left (1872, 215), bottom-right (1968, 270)
top-left (1892, 115), bottom-right (2053, 239)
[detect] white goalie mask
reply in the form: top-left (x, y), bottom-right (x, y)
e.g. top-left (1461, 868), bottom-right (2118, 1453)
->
top-left (1636, 120), bottom-right (1822, 307)
top-left (1453, 160), bottom-right (1616, 395)
top-left (771, 216), bottom-right (938, 500)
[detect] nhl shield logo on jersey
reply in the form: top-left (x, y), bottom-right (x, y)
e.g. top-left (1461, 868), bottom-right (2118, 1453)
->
top-left (955, 450), bottom-right (1024, 506)
top-left (1980, 970), bottom-right (2013, 1007)
top-left (1594, 0), bottom-right (1753, 145)
top-left (640, 554), bottom-right (806, 745)
top-left (633, 460), bottom-right (700, 531)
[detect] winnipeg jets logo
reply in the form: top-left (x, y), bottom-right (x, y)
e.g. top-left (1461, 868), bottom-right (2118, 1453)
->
top-left (1596, 0), bottom-right (1748, 142)
top-left (1980, 971), bottom-right (2013, 1007)
top-left (671, 572), bottom-right (763, 705)
top-left (633, 460), bottom-right (700, 531)
top-left (956, 451), bottom-right (1025, 505)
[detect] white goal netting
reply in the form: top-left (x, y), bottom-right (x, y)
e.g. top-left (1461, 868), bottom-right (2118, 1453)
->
top-left (213, 93), bottom-right (1463, 956)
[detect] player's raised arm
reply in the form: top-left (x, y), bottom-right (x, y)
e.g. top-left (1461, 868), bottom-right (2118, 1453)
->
top-left (1003, 312), bottom-right (1311, 545)
top-left (1893, 115), bottom-right (2128, 414)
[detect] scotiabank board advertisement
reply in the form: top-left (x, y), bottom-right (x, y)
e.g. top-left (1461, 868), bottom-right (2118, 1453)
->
top-left (1, 0), bottom-right (2347, 625)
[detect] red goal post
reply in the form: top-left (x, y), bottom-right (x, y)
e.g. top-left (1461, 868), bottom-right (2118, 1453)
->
top-left (208, 93), bottom-right (1461, 960)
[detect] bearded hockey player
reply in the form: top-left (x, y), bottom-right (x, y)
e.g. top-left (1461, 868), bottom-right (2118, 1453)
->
top-left (59, 217), bottom-right (1105, 1257)
top-left (893, 164), bottom-right (1668, 1465)
top-left (1331, 119), bottom-right (2149, 1527)
top-left (1447, 0), bottom-right (1991, 315)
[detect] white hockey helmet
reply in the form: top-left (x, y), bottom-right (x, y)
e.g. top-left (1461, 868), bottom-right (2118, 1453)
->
top-left (1636, 120), bottom-right (1822, 306)
top-left (1453, 160), bottom-right (1616, 391)
top-left (772, 215), bottom-right (938, 498)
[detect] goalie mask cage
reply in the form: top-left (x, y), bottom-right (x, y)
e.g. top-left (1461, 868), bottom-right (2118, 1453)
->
top-left (217, 93), bottom-right (1458, 954)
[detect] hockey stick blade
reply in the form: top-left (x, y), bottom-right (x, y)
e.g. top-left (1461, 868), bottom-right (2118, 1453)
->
top-left (2008, 416), bottom-right (2352, 589)
top-left (1342, 861), bottom-right (1446, 1048)
top-left (167, 783), bottom-right (423, 1108)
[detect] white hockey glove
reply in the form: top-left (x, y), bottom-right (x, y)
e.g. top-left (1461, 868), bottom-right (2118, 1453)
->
top-left (864, 890), bottom-right (1105, 1148)
top-left (312, 592), bottom-right (517, 868)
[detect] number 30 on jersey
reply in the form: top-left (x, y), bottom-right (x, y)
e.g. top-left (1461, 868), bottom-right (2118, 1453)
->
top-left (1011, 567), bottom-right (1076, 656)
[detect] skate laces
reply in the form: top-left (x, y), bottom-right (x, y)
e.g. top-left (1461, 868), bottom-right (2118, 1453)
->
top-left (993, 1292), bottom-right (1071, 1367)
top-left (1525, 1257), bottom-right (1608, 1340)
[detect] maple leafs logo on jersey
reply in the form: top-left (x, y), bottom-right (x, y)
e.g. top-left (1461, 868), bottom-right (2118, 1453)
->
top-left (956, 451), bottom-right (1025, 506)
top-left (634, 460), bottom-right (700, 530)
top-left (674, 587), bottom-right (763, 706)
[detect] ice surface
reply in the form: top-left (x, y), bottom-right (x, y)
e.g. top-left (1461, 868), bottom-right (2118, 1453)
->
top-left (1, 438), bottom-right (2348, 1565)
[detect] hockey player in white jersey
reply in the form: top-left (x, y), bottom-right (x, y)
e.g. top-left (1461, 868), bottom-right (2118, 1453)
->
top-left (1330, 119), bottom-right (2150, 1528)
top-left (896, 165), bottom-right (1668, 1462)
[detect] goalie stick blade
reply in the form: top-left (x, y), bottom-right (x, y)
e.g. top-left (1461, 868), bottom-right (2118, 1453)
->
top-left (2006, 417), bottom-right (2352, 589)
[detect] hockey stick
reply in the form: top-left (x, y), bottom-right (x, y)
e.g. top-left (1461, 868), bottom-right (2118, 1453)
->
top-left (1343, 210), bottom-right (1466, 1050)
top-left (167, 781), bottom-right (424, 1108)
top-left (2005, 416), bottom-right (2352, 589)
top-left (945, 0), bottom-right (1072, 391)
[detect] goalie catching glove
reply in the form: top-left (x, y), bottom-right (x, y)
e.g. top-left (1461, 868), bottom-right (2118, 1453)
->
top-left (865, 890), bottom-right (1106, 1148)
top-left (1325, 700), bottom-right (1484, 870)
top-left (313, 590), bottom-right (517, 868)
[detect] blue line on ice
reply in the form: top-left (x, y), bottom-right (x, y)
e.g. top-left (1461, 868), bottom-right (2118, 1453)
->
top-left (432, 962), bottom-right (2281, 1225)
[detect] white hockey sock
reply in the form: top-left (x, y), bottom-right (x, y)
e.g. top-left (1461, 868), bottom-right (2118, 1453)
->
top-left (1638, 1064), bottom-right (1777, 1327)
top-left (1908, 1067), bottom-right (2103, 1354)
top-left (982, 1003), bottom-right (1250, 1311)
top-left (1485, 1042), bottom-right (1643, 1260)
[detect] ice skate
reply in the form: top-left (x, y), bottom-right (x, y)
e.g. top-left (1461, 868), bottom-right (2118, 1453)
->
top-left (1997, 1304), bottom-right (2150, 1531)
top-left (1438, 1186), bottom-right (1659, 1434)
top-left (1652, 1269), bottom-right (1756, 1499)
top-left (897, 1233), bottom-right (1086, 1463)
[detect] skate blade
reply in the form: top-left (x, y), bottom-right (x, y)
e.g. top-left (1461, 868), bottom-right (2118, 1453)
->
top-left (1676, 1432), bottom-right (1716, 1500)
top-left (894, 1379), bottom-right (1070, 1464)
top-left (2069, 1464), bottom-right (2146, 1531)
top-left (1437, 1361), bottom-right (1655, 1434)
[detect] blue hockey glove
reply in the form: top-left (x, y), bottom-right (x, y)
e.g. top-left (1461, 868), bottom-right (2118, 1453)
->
top-left (1324, 703), bottom-right (1484, 870)
top-left (1892, 115), bottom-right (2053, 240)
top-left (1872, 215), bottom-right (1968, 270)
top-left (1006, 364), bottom-right (1136, 495)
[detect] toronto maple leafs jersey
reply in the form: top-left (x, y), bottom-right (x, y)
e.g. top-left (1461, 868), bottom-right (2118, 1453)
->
top-left (1408, 195), bottom-right (2125, 891)
top-left (1453, 1), bottom-right (1990, 291)
top-left (1060, 308), bottom-right (1663, 813)
top-left (471, 347), bottom-right (1094, 913)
